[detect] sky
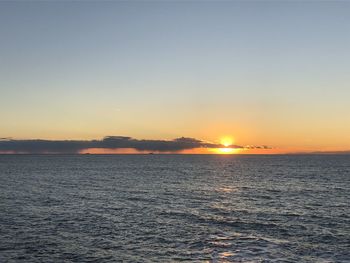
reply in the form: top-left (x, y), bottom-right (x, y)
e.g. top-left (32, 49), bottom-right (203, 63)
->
top-left (1, 1), bottom-right (350, 154)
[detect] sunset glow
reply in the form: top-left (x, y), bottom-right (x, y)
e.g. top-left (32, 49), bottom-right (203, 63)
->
top-left (0, 2), bottom-right (349, 154)
top-left (215, 147), bottom-right (239, 154)
top-left (220, 137), bottom-right (234, 147)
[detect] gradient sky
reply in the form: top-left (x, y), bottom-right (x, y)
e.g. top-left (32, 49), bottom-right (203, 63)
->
top-left (1, 1), bottom-right (350, 153)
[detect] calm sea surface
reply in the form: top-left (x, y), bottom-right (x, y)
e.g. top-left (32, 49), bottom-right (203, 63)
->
top-left (0, 155), bottom-right (349, 262)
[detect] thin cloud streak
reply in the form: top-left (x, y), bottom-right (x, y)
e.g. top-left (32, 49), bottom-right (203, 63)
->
top-left (0, 136), bottom-right (269, 154)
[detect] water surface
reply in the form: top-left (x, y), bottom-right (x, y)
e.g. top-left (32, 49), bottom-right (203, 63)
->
top-left (0, 155), bottom-right (349, 262)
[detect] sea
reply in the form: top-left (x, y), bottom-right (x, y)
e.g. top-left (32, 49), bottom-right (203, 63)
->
top-left (0, 155), bottom-right (349, 262)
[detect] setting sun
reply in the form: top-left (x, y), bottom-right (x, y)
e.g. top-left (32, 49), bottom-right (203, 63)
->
top-left (210, 136), bottom-right (240, 154)
top-left (220, 137), bottom-right (234, 147)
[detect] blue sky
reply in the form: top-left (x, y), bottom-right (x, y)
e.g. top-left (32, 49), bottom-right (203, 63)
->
top-left (1, 1), bottom-right (349, 151)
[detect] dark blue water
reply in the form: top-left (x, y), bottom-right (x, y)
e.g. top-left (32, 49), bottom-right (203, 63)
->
top-left (0, 155), bottom-right (349, 262)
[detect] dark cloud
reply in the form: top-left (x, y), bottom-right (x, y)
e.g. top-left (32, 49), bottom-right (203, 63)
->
top-left (244, 145), bottom-right (271, 149)
top-left (0, 136), bottom-right (270, 154)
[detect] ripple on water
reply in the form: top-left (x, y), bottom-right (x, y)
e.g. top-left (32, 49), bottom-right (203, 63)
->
top-left (0, 155), bottom-right (349, 262)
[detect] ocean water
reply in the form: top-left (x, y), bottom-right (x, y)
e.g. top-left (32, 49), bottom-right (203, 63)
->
top-left (0, 155), bottom-right (349, 262)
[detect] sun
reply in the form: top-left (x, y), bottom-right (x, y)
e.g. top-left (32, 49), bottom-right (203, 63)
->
top-left (220, 136), bottom-right (234, 147)
top-left (211, 136), bottom-right (240, 154)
